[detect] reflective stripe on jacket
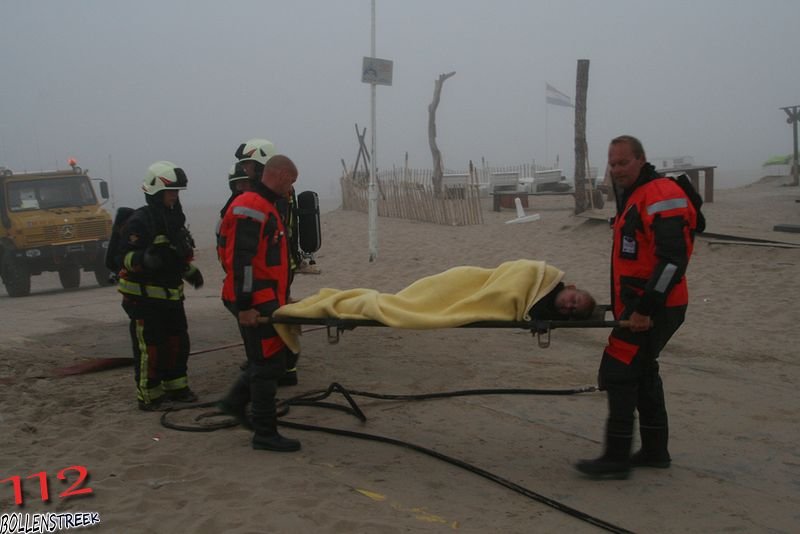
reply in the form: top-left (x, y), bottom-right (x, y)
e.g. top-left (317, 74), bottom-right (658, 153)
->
top-left (118, 278), bottom-right (184, 300)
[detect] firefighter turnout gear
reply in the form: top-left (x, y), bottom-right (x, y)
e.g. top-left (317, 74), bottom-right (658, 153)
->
top-left (117, 163), bottom-right (201, 410)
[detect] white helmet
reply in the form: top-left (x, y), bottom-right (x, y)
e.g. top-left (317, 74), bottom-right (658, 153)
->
top-left (142, 161), bottom-right (188, 195)
top-left (235, 138), bottom-right (276, 166)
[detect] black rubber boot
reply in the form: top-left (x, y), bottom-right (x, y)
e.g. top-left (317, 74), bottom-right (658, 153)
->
top-left (250, 374), bottom-right (300, 452)
top-left (138, 397), bottom-right (167, 411)
top-left (166, 387), bottom-right (198, 403)
top-left (575, 434), bottom-right (632, 480)
top-left (252, 432), bottom-right (301, 452)
top-left (631, 425), bottom-right (671, 468)
top-left (216, 372), bottom-right (252, 430)
top-left (277, 370), bottom-right (298, 387)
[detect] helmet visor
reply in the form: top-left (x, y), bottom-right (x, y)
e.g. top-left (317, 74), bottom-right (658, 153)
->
top-left (161, 167), bottom-right (188, 189)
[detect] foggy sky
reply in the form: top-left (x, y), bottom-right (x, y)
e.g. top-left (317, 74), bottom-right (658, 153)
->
top-left (1, 0), bottom-right (798, 209)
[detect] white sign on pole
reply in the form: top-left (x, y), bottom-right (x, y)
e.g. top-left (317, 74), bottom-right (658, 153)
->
top-left (362, 57), bottom-right (393, 86)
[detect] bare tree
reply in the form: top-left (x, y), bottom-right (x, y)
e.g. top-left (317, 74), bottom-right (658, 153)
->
top-left (428, 71), bottom-right (456, 195)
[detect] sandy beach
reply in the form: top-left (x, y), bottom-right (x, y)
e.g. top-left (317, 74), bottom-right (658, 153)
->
top-left (1, 176), bottom-right (799, 533)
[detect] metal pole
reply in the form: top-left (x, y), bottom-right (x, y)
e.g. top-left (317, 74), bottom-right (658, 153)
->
top-left (544, 94), bottom-right (549, 166)
top-left (792, 108), bottom-right (799, 187)
top-left (368, 0), bottom-right (378, 261)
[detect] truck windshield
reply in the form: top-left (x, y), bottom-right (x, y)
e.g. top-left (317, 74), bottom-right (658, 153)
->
top-left (6, 176), bottom-right (97, 211)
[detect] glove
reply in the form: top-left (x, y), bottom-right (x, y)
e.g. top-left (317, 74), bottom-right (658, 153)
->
top-left (142, 246), bottom-right (164, 271)
top-left (184, 265), bottom-right (204, 289)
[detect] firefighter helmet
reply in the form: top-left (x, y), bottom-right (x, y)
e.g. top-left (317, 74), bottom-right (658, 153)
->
top-left (234, 138), bottom-right (276, 166)
top-left (142, 161), bottom-right (188, 195)
top-left (228, 162), bottom-right (249, 184)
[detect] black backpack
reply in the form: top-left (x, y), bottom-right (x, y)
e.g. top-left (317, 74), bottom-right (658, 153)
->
top-left (672, 174), bottom-right (706, 234)
top-left (105, 207), bottom-right (136, 273)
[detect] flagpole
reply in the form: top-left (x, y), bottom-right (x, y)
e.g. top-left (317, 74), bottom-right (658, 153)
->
top-left (545, 88), bottom-right (549, 168)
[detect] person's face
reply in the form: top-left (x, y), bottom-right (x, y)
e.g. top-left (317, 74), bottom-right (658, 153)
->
top-left (274, 168), bottom-right (298, 198)
top-left (554, 287), bottom-right (592, 317)
top-left (261, 168), bottom-right (297, 198)
top-left (162, 190), bottom-right (179, 208)
top-left (234, 179), bottom-right (253, 193)
top-left (240, 161), bottom-right (257, 179)
top-left (608, 141), bottom-right (645, 190)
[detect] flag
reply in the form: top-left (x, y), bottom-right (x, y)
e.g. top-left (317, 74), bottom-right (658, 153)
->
top-left (546, 83), bottom-right (574, 108)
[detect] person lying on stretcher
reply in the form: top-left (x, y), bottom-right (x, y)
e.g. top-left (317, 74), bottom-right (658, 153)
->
top-left (272, 260), bottom-right (598, 353)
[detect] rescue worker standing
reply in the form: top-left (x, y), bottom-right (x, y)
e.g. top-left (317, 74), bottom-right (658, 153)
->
top-left (576, 136), bottom-right (699, 479)
top-left (117, 161), bottom-right (204, 411)
top-left (233, 138), bottom-right (301, 387)
top-left (217, 155), bottom-right (301, 452)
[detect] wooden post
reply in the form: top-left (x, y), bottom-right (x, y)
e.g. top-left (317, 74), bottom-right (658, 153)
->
top-left (704, 167), bottom-right (715, 203)
top-left (780, 105), bottom-right (800, 186)
top-left (573, 59), bottom-right (590, 214)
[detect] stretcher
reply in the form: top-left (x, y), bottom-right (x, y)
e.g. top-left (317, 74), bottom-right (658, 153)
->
top-left (266, 261), bottom-right (627, 352)
top-left (265, 309), bottom-right (625, 349)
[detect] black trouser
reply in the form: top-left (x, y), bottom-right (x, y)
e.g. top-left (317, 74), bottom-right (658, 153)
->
top-left (122, 298), bottom-right (190, 404)
top-left (223, 301), bottom-right (287, 436)
top-left (599, 305), bottom-right (685, 453)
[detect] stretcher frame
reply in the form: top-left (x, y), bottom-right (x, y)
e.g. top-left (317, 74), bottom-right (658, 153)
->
top-left (269, 310), bottom-right (623, 349)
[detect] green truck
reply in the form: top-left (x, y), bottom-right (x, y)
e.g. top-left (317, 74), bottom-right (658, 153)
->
top-left (0, 162), bottom-right (113, 297)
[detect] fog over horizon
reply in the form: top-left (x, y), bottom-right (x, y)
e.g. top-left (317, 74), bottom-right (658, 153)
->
top-left (1, 0), bottom-right (798, 209)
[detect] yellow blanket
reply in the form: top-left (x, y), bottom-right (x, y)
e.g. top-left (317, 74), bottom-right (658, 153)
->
top-left (274, 259), bottom-right (564, 354)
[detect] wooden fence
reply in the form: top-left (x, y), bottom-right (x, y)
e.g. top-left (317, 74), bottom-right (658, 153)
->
top-left (341, 167), bottom-right (484, 226)
top-left (340, 162), bottom-right (568, 225)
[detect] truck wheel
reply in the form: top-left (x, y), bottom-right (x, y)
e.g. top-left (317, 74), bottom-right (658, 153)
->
top-left (2, 256), bottom-right (32, 297)
top-left (58, 266), bottom-right (81, 289)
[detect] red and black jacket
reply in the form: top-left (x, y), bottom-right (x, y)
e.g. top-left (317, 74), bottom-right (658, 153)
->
top-left (218, 183), bottom-right (290, 313)
top-left (611, 164), bottom-right (698, 320)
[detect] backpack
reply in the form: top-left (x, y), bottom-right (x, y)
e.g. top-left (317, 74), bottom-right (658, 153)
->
top-left (105, 207), bottom-right (136, 273)
top-left (672, 174), bottom-right (706, 234)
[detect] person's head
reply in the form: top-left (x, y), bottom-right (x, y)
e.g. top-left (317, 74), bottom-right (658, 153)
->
top-left (554, 285), bottom-right (596, 319)
top-left (608, 135), bottom-right (646, 190)
top-left (227, 162), bottom-right (253, 193)
top-left (141, 161), bottom-right (187, 209)
top-left (235, 138), bottom-right (276, 181)
top-left (261, 155), bottom-right (298, 198)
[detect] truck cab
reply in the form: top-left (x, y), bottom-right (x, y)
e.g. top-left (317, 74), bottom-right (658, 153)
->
top-left (0, 162), bottom-right (113, 297)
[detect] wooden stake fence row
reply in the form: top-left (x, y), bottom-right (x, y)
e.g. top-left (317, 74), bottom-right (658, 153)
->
top-left (340, 161), bottom-right (557, 226)
top-left (341, 167), bottom-right (484, 226)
